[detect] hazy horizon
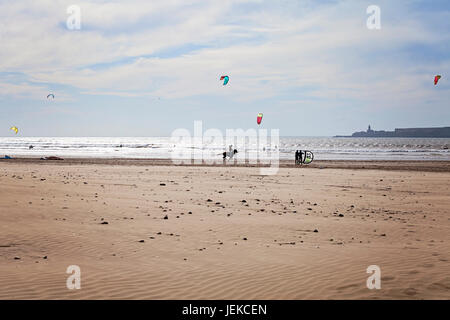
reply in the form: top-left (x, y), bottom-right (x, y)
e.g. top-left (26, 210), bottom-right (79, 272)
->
top-left (2, 124), bottom-right (450, 138)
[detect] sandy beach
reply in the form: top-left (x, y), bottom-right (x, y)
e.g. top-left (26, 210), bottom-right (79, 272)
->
top-left (0, 159), bottom-right (449, 299)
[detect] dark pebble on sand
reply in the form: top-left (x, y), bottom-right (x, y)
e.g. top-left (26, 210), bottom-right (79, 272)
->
top-left (338, 214), bottom-right (344, 217)
top-left (160, 183), bottom-right (166, 186)
top-left (163, 215), bottom-right (168, 219)
top-left (243, 237), bottom-right (248, 240)
top-left (14, 257), bottom-right (20, 260)
top-left (100, 221), bottom-right (109, 225)
top-left (313, 229), bottom-right (318, 233)
top-left (139, 240), bottom-right (145, 243)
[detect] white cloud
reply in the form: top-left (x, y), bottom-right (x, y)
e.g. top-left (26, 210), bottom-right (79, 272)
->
top-left (0, 0), bottom-right (449, 110)
top-left (0, 81), bottom-right (54, 100)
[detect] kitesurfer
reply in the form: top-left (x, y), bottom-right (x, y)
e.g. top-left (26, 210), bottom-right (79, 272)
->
top-left (223, 145), bottom-right (238, 160)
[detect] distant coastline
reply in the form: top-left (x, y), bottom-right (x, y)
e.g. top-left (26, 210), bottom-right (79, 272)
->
top-left (336, 125), bottom-right (450, 138)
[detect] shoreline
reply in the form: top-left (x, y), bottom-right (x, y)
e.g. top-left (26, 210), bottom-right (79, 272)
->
top-left (1, 157), bottom-right (450, 172)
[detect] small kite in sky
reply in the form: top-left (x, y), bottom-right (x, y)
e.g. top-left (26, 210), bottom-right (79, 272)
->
top-left (220, 75), bottom-right (229, 86)
top-left (257, 113), bottom-right (263, 125)
top-left (47, 93), bottom-right (55, 99)
top-left (10, 126), bottom-right (18, 134)
top-left (434, 75), bottom-right (441, 85)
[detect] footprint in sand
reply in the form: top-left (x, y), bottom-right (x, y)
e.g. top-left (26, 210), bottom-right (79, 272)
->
top-left (421, 263), bottom-right (435, 268)
top-left (403, 287), bottom-right (418, 296)
top-left (406, 270), bottom-right (420, 275)
top-left (336, 283), bottom-right (359, 291)
top-left (381, 276), bottom-right (395, 282)
top-left (429, 282), bottom-right (450, 291)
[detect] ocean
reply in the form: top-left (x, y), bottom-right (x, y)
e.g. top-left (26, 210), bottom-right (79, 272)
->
top-left (0, 137), bottom-right (449, 161)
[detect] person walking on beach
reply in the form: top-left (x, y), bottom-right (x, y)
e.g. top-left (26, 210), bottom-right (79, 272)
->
top-left (295, 150), bottom-right (303, 165)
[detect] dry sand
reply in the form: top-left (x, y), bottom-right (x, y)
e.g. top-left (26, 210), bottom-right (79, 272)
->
top-left (0, 159), bottom-right (449, 299)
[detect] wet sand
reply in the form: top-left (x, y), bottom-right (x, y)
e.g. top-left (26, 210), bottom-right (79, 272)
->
top-left (3, 157), bottom-right (450, 172)
top-left (0, 159), bottom-right (449, 299)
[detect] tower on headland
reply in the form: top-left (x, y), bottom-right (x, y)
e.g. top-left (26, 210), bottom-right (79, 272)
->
top-left (335, 125), bottom-right (450, 138)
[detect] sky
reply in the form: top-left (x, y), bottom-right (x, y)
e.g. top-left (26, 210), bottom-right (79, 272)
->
top-left (0, 0), bottom-right (449, 137)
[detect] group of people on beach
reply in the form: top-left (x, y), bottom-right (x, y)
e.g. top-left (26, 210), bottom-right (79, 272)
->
top-left (222, 146), bottom-right (313, 165)
top-left (295, 150), bottom-right (307, 165)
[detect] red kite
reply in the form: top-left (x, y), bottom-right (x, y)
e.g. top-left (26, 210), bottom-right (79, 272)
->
top-left (257, 113), bottom-right (263, 125)
top-left (434, 75), bottom-right (441, 85)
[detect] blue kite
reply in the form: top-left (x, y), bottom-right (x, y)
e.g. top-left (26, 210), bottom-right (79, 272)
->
top-left (220, 75), bottom-right (229, 86)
